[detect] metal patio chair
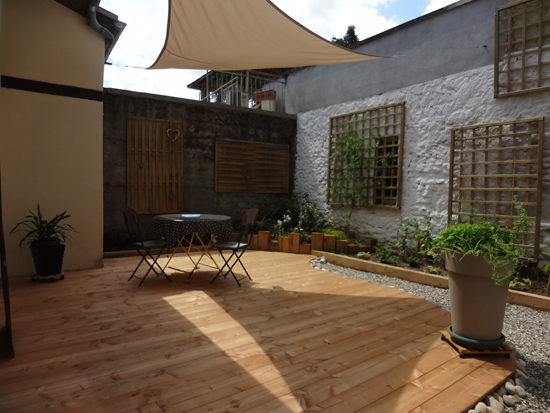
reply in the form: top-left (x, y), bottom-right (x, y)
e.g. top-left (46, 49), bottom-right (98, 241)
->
top-left (210, 208), bottom-right (259, 287)
top-left (122, 206), bottom-right (171, 286)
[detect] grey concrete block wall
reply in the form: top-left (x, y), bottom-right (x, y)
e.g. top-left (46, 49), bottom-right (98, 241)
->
top-left (283, 0), bottom-right (504, 114)
top-left (103, 89), bottom-right (296, 249)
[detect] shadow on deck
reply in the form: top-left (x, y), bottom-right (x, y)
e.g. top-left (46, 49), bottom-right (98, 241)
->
top-left (0, 250), bottom-right (515, 412)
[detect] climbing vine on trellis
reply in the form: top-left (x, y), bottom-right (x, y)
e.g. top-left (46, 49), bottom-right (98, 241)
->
top-left (327, 102), bottom-right (405, 208)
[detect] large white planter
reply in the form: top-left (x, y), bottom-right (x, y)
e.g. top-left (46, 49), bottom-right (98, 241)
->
top-left (445, 252), bottom-right (510, 350)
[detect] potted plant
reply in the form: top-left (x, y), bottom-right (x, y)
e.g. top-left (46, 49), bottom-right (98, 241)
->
top-left (10, 205), bottom-right (77, 279)
top-left (431, 200), bottom-right (530, 350)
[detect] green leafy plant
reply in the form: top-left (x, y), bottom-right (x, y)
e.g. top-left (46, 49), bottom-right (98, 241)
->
top-left (323, 227), bottom-right (346, 240)
top-left (357, 251), bottom-right (370, 260)
top-left (543, 251), bottom-right (550, 274)
top-left (255, 192), bottom-right (325, 238)
top-left (295, 192), bottom-right (325, 233)
top-left (407, 253), bottom-right (421, 268)
top-left (10, 204), bottom-right (77, 247)
top-left (510, 276), bottom-right (532, 289)
top-left (427, 265), bottom-right (440, 274)
top-left (395, 217), bottom-right (412, 258)
top-left (291, 224), bottom-right (312, 243)
top-left (395, 214), bottom-right (435, 259)
top-left (328, 126), bottom-right (380, 208)
top-left (271, 212), bottom-right (293, 240)
top-left (431, 198), bottom-right (531, 285)
top-left (412, 214), bottom-right (434, 252)
top-left (254, 216), bottom-right (271, 231)
top-left (375, 241), bottom-right (398, 266)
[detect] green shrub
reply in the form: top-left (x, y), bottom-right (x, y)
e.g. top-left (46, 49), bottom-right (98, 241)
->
top-left (431, 198), bottom-right (530, 285)
top-left (357, 251), bottom-right (370, 259)
top-left (323, 227), bottom-right (346, 240)
top-left (407, 253), bottom-right (421, 268)
top-left (375, 241), bottom-right (398, 265)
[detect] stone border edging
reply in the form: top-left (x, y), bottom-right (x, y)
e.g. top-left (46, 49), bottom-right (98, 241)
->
top-left (311, 250), bottom-right (550, 313)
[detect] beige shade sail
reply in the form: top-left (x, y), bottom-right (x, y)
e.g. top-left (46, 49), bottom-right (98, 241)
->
top-left (149, 0), bottom-right (382, 70)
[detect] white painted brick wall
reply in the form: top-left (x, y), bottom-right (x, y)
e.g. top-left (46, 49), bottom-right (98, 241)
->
top-left (294, 64), bottom-right (550, 259)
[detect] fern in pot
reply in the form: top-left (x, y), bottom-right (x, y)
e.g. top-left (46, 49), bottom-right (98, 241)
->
top-left (10, 205), bottom-right (77, 278)
top-left (431, 199), bottom-right (530, 350)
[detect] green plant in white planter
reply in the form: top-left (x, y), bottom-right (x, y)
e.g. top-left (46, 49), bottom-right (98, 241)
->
top-left (10, 205), bottom-right (77, 277)
top-left (431, 199), bottom-right (530, 350)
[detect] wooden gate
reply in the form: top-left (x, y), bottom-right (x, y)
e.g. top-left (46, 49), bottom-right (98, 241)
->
top-left (127, 117), bottom-right (183, 214)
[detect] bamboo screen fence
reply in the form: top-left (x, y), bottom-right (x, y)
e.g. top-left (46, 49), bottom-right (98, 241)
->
top-left (448, 117), bottom-right (544, 259)
top-left (215, 139), bottom-right (289, 193)
top-left (328, 102), bottom-right (405, 208)
top-left (127, 117), bottom-right (183, 214)
top-left (495, 0), bottom-right (550, 97)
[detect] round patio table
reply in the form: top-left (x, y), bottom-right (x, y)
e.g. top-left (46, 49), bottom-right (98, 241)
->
top-left (152, 214), bottom-right (232, 249)
top-left (152, 214), bottom-right (233, 280)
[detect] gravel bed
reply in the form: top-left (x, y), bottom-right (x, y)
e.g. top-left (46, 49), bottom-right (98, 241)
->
top-left (315, 259), bottom-right (550, 413)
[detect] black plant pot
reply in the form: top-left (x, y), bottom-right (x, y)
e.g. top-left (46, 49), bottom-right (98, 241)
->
top-left (30, 243), bottom-right (65, 276)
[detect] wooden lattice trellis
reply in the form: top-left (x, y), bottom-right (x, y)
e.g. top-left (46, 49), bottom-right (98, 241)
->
top-left (448, 117), bottom-right (544, 260)
top-left (495, 0), bottom-right (550, 97)
top-left (328, 102), bottom-right (405, 208)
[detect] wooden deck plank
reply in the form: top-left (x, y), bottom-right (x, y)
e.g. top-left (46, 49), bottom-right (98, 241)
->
top-left (0, 251), bottom-right (515, 412)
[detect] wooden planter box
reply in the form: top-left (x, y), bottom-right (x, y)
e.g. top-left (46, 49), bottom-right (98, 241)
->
top-left (299, 243), bottom-right (312, 254)
top-left (257, 231), bottom-right (270, 250)
top-left (311, 232), bottom-right (324, 251)
top-left (336, 240), bottom-right (349, 255)
top-left (348, 244), bottom-right (362, 254)
top-left (323, 235), bottom-right (336, 253)
top-left (268, 240), bottom-right (280, 251)
top-left (278, 236), bottom-right (289, 253)
top-left (364, 238), bottom-right (378, 249)
top-left (289, 233), bottom-right (301, 254)
top-left (249, 231), bottom-right (376, 256)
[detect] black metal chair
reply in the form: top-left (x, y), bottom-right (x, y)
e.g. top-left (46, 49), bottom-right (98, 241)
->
top-left (210, 208), bottom-right (259, 287)
top-left (122, 206), bottom-right (171, 286)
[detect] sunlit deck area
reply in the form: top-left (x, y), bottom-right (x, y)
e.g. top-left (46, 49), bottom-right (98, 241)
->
top-left (0, 250), bottom-right (515, 412)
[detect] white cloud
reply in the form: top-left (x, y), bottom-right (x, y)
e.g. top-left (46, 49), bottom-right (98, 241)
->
top-left (103, 65), bottom-right (204, 100)
top-left (101, 0), bottom-right (204, 99)
top-left (271, 0), bottom-right (398, 41)
top-left (423, 0), bottom-right (459, 15)
top-left (101, 0), bottom-right (166, 67)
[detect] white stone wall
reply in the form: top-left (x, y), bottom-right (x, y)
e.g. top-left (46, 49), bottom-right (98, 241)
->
top-left (294, 64), bottom-right (550, 258)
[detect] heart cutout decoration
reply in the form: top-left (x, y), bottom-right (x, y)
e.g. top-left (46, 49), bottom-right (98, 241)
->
top-left (166, 129), bottom-right (180, 142)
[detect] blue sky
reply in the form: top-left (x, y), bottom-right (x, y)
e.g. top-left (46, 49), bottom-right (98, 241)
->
top-left (101, 0), bottom-right (457, 100)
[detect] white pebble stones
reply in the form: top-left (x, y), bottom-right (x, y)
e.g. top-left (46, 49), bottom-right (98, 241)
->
top-left (309, 256), bottom-right (327, 269)
top-left (467, 342), bottom-right (537, 413)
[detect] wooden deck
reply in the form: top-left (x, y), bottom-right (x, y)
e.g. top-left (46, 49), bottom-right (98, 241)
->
top-left (0, 250), bottom-right (515, 412)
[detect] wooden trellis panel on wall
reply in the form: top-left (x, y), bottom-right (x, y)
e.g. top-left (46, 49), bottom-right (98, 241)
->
top-left (449, 117), bottom-right (544, 259)
top-left (495, 0), bottom-right (550, 97)
top-left (127, 117), bottom-right (183, 214)
top-left (215, 139), bottom-right (289, 193)
top-left (328, 102), bottom-right (405, 208)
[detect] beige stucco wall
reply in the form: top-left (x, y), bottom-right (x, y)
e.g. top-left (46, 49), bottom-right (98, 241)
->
top-left (1, 0), bottom-right (103, 88)
top-left (0, 0), bottom-right (105, 275)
